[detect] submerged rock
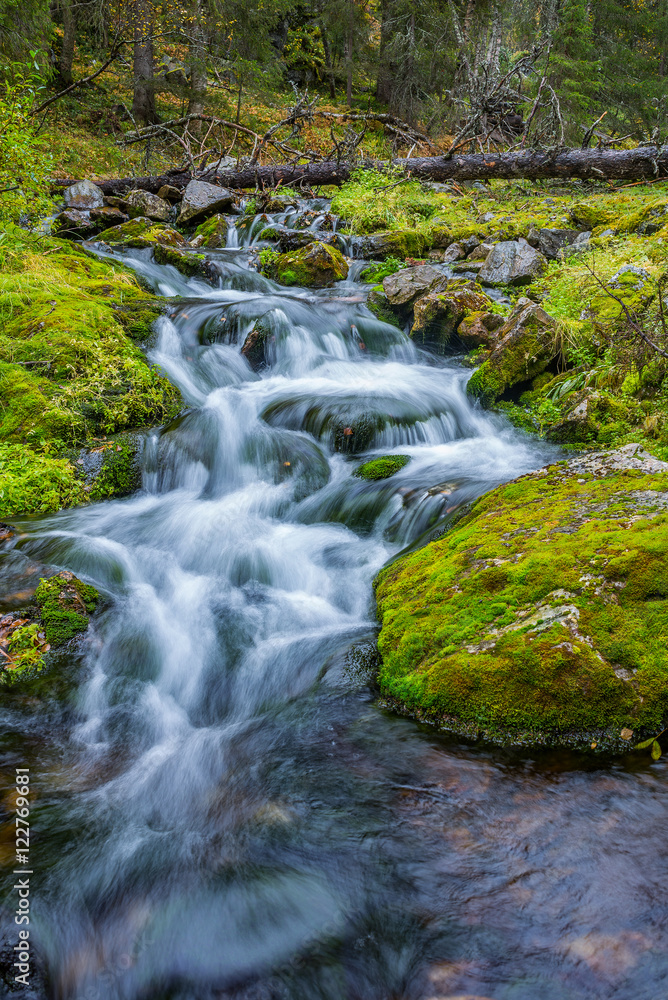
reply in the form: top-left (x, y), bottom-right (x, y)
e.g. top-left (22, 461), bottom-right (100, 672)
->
top-left (354, 455), bottom-right (411, 480)
top-left (466, 299), bottom-right (557, 405)
top-left (178, 179), bottom-right (235, 226)
top-left (375, 444), bottom-right (668, 746)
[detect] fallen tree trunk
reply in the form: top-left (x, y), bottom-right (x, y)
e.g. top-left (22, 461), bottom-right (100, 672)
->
top-left (51, 145), bottom-right (668, 195)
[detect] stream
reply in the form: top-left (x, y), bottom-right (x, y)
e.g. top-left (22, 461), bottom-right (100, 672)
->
top-left (1, 202), bottom-right (668, 1000)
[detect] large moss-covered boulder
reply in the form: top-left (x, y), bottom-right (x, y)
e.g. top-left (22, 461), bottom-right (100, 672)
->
top-left (271, 241), bottom-right (349, 287)
top-left (375, 444), bottom-right (668, 746)
top-left (467, 299), bottom-right (557, 406)
top-left (411, 280), bottom-right (491, 347)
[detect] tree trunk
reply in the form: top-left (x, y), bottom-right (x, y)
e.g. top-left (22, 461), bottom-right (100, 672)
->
top-left (188, 0), bottom-right (207, 124)
top-left (132, 0), bottom-right (157, 126)
top-left (65, 145), bottom-right (668, 194)
top-left (346, 0), bottom-right (354, 108)
top-left (320, 22), bottom-right (336, 99)
top-left (59, 0), bottom-right (76, 88)
top-left (376, 0), bottom-right (394, 104)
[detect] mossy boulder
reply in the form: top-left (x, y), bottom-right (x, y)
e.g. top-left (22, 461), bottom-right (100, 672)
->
top-left (467, 299), bottom-right (557, 406)
top-left (153, 244), bottom-right (211, 278)
top-left (456, 310), bottom-right (506, 350)
top-left (190, 214), bottom-right (229, 249)
top-left (375, 444), bottom-right (668, 746)
top-left (77, 431), bottom-right (143, 501)
top-left (102, 218), bottom-right (185, 249)
top-left (546, 389), bottom-right (638, 446)
top-left (271, 242), bottom-right (349, 287)
top-left (0, 231), bottom-right (181, 516)
top-left (589, 265), bottom-right (656, 324)
top-left (411, 280), bottom-right (491, 348)
top-left (570, 201), bottom-right (617, 230)
top-left (354, 455), bottom-right (410, 480)
top-left (357, 230), bottom-right (430, 260)
top-left (618, 198), bottom-right (668, 236)
top-left (0, 571), bottom-right (99, 688)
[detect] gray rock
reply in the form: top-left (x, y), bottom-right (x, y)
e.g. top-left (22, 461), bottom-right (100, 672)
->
top-left (467, 242), bottom-right (495, 262)
top-left (440, 242), bottom-right (466, 263)
top-left (382, 265), bottom-right (443, 307)
top-left (125, 189), bottom-right (171, 222)
top-left (478, 239), bottom-right (547, 287)
top-left (52, 209), bottom-right (98, 237)
top-left (63, 179), bottom-right (103, 210)
top-left (526, 227), bottom-right (581, 260)
top-left (178, 180), bottom-right (235, 226)
top-left (610, 265), bottom-right (652, 289)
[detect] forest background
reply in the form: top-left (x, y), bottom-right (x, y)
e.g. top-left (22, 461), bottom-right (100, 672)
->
top-left (2, 0), bottom-right (668, 225)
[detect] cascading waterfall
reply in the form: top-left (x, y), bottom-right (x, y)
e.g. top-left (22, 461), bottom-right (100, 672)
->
top-left (2, 202), bottom-right (666, 1000)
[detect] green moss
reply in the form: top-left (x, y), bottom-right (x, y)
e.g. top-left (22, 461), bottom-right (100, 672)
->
top-left (102, 218), bottom-right (185, 248)
top-left (87, 433), bottom-right (142, 501)
top-left (0, 443), bottom-right (86, 518)
top-left (191, 214), bottom-right (228, 248)
top-left (366, 286), bottom-right (402, 328)
top-left (269, 242), bottom-right (348, 287)
top-left (34, 573), bottom-right (99, 646)
top-left (153, 244), bottom-right (208, 276)
top-left (354, 454), bottom-right (411, 480)
top-left (0, 230), bottom-right (181, 478)
top-left (375, 460), bottom-right (668, 744)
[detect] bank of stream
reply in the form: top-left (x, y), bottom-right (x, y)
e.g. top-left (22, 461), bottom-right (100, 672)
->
top-left (1, 202), bottom-right (667, 1000)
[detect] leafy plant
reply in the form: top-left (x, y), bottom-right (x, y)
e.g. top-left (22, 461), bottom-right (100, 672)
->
top-left (0, 56), bottom-right (53, 223)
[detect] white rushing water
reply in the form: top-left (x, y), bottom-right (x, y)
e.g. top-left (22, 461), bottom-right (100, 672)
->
top-left (0, 209), bottom-right (560, 1000)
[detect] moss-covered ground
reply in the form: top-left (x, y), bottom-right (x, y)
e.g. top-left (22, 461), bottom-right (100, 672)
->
top-left (375, 456), bottom-right (668, 745)
top-left (0, 226), bottom-right (180, 517)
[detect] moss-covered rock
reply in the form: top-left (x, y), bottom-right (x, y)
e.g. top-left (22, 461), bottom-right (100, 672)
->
top-left (81, 432), bottom-right (143, 501)
top-left (102, 218), bottom-right (185, 249)
top-left (589, 265), bottom-right (656, 324)
top-left (375, 444), bottom-right (668, 746)
top-left (270, 241), bottom-right (349, 287)
top-left (467, 300), bottom-right (557, 406)
top-left (190, 214), bottom-right (228, 249)
top-left (357, 230), bottom-right (430, 260)
top-left (153, 244), bottom-right (211, 278)
top-left (0, 571), bottom-right (99, 687)
top-left (354, 455), bottom-right (411, 480)
top-left (411, 280), bottom-right (491, 348)
top-left (366, 286), bottom-right (403, 328)
top-left (570, 201), bottom-right (616, 230)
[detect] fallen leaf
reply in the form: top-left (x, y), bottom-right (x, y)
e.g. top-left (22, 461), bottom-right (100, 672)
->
top-left (620, 728), bottom-right (633, 740)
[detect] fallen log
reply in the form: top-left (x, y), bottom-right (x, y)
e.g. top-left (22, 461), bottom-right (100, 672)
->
top-left (51, 144), bottom-right (668, 196)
